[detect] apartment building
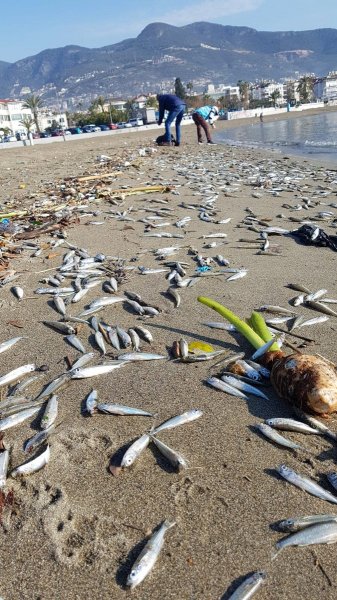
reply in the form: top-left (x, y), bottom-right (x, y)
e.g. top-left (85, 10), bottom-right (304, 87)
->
top-left (314, 72), bottom-right (337, 102)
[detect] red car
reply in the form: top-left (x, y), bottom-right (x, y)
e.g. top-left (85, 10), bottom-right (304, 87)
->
top-left (108, 123), bottom-right (118, 130)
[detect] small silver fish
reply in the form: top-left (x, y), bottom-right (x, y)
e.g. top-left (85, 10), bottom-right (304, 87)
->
top-left (89, 296), bottom-right (124, 309)
top-left (0, 364), bottom-right (36, 388)
top-left (221, 376), bottom-right (269, 400)
top-left (97, 404), bottom-right (155, 417)
top-left (256, 423), bottom-right (303, 450)
top-left (71, 363), bottom-right (124, 378)
top-left (152, 409), bottom-right (203, 435)
top-left (225, 571), bottom-right (266, 600)
top-left (53, 296), bottom-right (66, 316)
top-left (11, 286), bottom-right (24, 300)
top-left (0, 450), bottom-right (9, 488)
top-left (126, 300), bottom-right (144, 315)
top-left (126, 520), bottom-right (176, 589)
top-left (251, 335), bottom-right (283, 361)
top-left (128, 328), bottom-right (141, 352)
top-left (94, 331), bottom-right (106, 355)
top-left (207, 376), bottom-right (249, 399)
top-left (35, 372), bottom-right (72, 400)
top-left (0, 406), bottom-right (39, 432)
top-left (266, 418), bottom-right (321, 435)
top-left (40, 395), bottom-right (58, 430)
top-left (292, 408), bottom-right (337, 441)
top-left (277, 464), bottom-right (337, 504)
top-left (306, 300), bottom-right (337, 317)
top-left (305, 289), bottom-right (328, 302)
top-left (275, 521), bottom-right (337, 554)
top-left (121, 433), bottom-right (150, 468)
top-left (227, 270), bottom-right (247, 282)
top-left (43, 321), bottom-right (75, 335)
top-left (85, 389), bottom-right (98, 415)
top-left (277, 514), bottom-right (337, 533)
top-left (0, 337), bottom-right (24, 355)
top-left (298, 315), bottom-right (329, 328)
top-left (134, 326), bottom-right (153, 344)
top-left (151, 436), bottom-right (188, 471)
top-left (117, 352), bottom-right (166, 361)
top-left (258, 305), bottom-right (296, 316)
top-left (116, 326), bottom-right (132, 349)
top-left (11, 445), bottom-right (50, 477)
top-left (65, 334), bottom-right (86, 354)
top-left (108, 328), bottom-right (121, 350)
top-left (70, 352), bottom-right (95, 370)
top-left (24, 425), bottom-right (55, 454)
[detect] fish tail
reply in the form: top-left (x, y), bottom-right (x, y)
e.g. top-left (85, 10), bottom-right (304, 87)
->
top-left (163, 519), bottom-right (176, 530)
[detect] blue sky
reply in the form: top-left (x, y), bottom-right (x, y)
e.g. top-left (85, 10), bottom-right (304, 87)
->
top-left (1, 0), bottom-right (336, 63)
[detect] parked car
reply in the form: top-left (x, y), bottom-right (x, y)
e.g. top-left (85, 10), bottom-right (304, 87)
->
top-left (99, 124), bottom-right (110, 131)
top-left (3, 135), bottom-right (16, 142)
top-left (128, 118), bottom-right (144, 127)
top-left (68, 127), bottom-right (83, 134)
top-left (117, 122), bottom-right (132, 129)
top-left (83, 124), bottom-right (101, 133)
top-left (40, 131), bottom-right (52, 138)
top-left (32, 132), bottom-right (40, 139)
top-left (108, 123), bottom-right (118, 130)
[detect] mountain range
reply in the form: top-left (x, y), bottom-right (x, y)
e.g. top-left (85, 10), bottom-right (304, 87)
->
top-left (1, 22), bottom-right (337, 104)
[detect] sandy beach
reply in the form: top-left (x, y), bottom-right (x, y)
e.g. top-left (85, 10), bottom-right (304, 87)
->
top-left (1, 111), bottom-right (337, 600)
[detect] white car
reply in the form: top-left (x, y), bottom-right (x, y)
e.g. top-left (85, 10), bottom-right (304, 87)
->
top-left (128, 118), bottom-right (144, 127)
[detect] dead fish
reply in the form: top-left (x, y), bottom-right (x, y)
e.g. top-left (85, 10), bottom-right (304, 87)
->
top-left (167, 288), bottom-right (181, 308)
top-left (306, 301), bottom-right (337, 317)
top-left (78, 306), bottom-right (105, 317)
top-left (11, 286), bottom-right (24, 300)
top-left (258, 305), bottom-right (296, 316)
top-left (0, 450), bottom-right (10, 488)
top-left (65, 334), bottom-right (86, 354)
top-left (202, 322), bottom-right (236, 331)
top-left (24, 425), bottom-right (55, 454)
top-left (40, 395), bottom-right (58, 430)
top-left (293, 294), bottom-right (305, 307)
top-left (11, 445), bottom-right (50, 477)
top-left (202, 233), bottom-right (227, 239)
top-left (0, 364), bottom-right (36, 388)
top-left (117, 352), bottom-right (166, 361)
top-left (43, 321), bottom-right (75, 335)
top-left (108, 328), bottom-right (121, 350)
top-left (292, 408), bottom-right (337, 441)
top-left (152, 409), bottom-right (203, 436)
top-left (225, 571), bottom-right (266, 599)
top-left (126, 300), bottom-right (144, 315)
top-left (150, 436), bottom-right (189, 470)
top-left (0, 337), bottom-right (24, 355)
top-left (230, 360), bottom-right (261, 381)
top-left (97, 404), bottom-right (155, 417)
top-left (72, 288), bottom-right (89, 303)
top-left (70, 353), bottom-right (95, 370)
top-left (275, 521), bottom-right (337, 555)
top-left (94, 331), bottom-right (106, 355)
top-left (128, 328), bottom-right (141, 352)
top-left (179, 338), bottom-right (189, 360)
top-left (126, 520), bottom-right (176, 589)
top-left (277, 464), bottom-right (337, 504)
top-left (305, 289), bottom-right (328, 302)
top-left (139, 267), bottom-right (170, 275)
top-left (35, 372), bottom-right (72, 400)
top-left (71, 363), bottom-right (124, 378)
top-left (121, 433), bottom-right (150, 468)
top-left (277, 514), bottom-right (337, 533)
top-left (89, 296), bottom-right (124, 309)
top-left (134, 326), bottom-right (153, 344)
top-left (53, 296), bottom-right (66, 316)
top-left (0, 406), bottom-right (39, 432)
top-left (266, 418), bottom-right (321, 435)
top-left (298, 315), bottom-right (329, 328)
top-left (207, 376), bottom-right (249, 399)
top-left (227, 270), bottom-right (247, 282)
top-left (288, 283), bottom-right (312, 294)
top-left (116, 326), bottom-right (132, 348)
top-left (85, 389), bottom-right (98, 415)
top-left (251, 335), bottom-right (284, 361)
top-left (221, 376), bottom-right (269, 400)
top-left (256, 423), bottom-right (303, 450)
top-left (182, 350), bottom-right (227, 362)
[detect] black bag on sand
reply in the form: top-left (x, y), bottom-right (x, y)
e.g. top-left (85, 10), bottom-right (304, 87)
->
top-left (156, 134), bottom-right (175, 146)
top-left (292, 224), bottom-right (337, 252)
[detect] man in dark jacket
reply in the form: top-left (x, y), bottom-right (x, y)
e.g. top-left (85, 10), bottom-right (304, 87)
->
top-left (157, 94), bottom-right (186, 146)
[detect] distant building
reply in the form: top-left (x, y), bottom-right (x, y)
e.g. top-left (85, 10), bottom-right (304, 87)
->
top-left (313, 72), bottom-right (337, 102)
top-left (251, 82), bottom-right (284, 103)
top-left (0, 99), bottom-right (68, 134)
top-left (0, 99), bottom-right (33, 134)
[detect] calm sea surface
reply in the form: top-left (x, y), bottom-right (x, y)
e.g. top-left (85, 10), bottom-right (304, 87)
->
top-left (215, 111), bottom-right (337, 166)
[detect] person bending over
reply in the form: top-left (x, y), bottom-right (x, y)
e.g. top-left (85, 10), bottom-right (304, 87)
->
top-left (192, 105), bottom-right (219, 144)
top-left (157, 94), bottom-right (186, 147)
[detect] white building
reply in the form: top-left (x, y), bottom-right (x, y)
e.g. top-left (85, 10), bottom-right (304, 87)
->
top-left (314, 72), bottom-right (337, 102)
top-left (251, 82), bottom-right (284, 103)
top-left (0, 99), bottom-right (68, 134)
top-left (0, 99), bottom-right (33, 135)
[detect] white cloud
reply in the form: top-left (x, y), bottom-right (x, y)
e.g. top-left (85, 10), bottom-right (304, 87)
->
top-left (159, 0), bottom-right (264, 25)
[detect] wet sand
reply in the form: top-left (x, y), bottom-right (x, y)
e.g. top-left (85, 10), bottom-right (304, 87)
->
top-left (1, 116), bottom-right (337, 600)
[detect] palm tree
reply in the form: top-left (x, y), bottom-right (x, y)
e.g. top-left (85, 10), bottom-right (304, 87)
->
top-left (19, 115), bottom-right (35, 134)
top-left (270, 90), bottom-right (281, 107)
top-left (22, 94), bottom-right (44, 133)
top-left (297, 77), bottom-right (314, 103)
top-left (186, 81), bottom-right (193, 96)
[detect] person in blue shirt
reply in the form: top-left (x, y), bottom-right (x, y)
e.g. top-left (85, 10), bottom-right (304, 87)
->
top-left (192, 105), bottom-right (219, 144)
top-left (157, 94), bottom-right (186, 146)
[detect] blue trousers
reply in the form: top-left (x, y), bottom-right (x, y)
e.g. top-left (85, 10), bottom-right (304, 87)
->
top-left (165, 106), bottom-right (185, 143)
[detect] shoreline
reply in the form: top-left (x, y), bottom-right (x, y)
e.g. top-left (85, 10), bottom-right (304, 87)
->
top-left (0, 126), bottom-right (337, 599)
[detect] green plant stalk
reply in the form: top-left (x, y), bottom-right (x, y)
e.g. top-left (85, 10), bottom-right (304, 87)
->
top-left (197, 296), bottom-right (265, 349)
top-left (249, 311), bottom-right (280, 352)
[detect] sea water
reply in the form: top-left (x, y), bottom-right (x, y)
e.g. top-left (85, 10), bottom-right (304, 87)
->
top-left (215, 110), bottom-right (337, 165)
